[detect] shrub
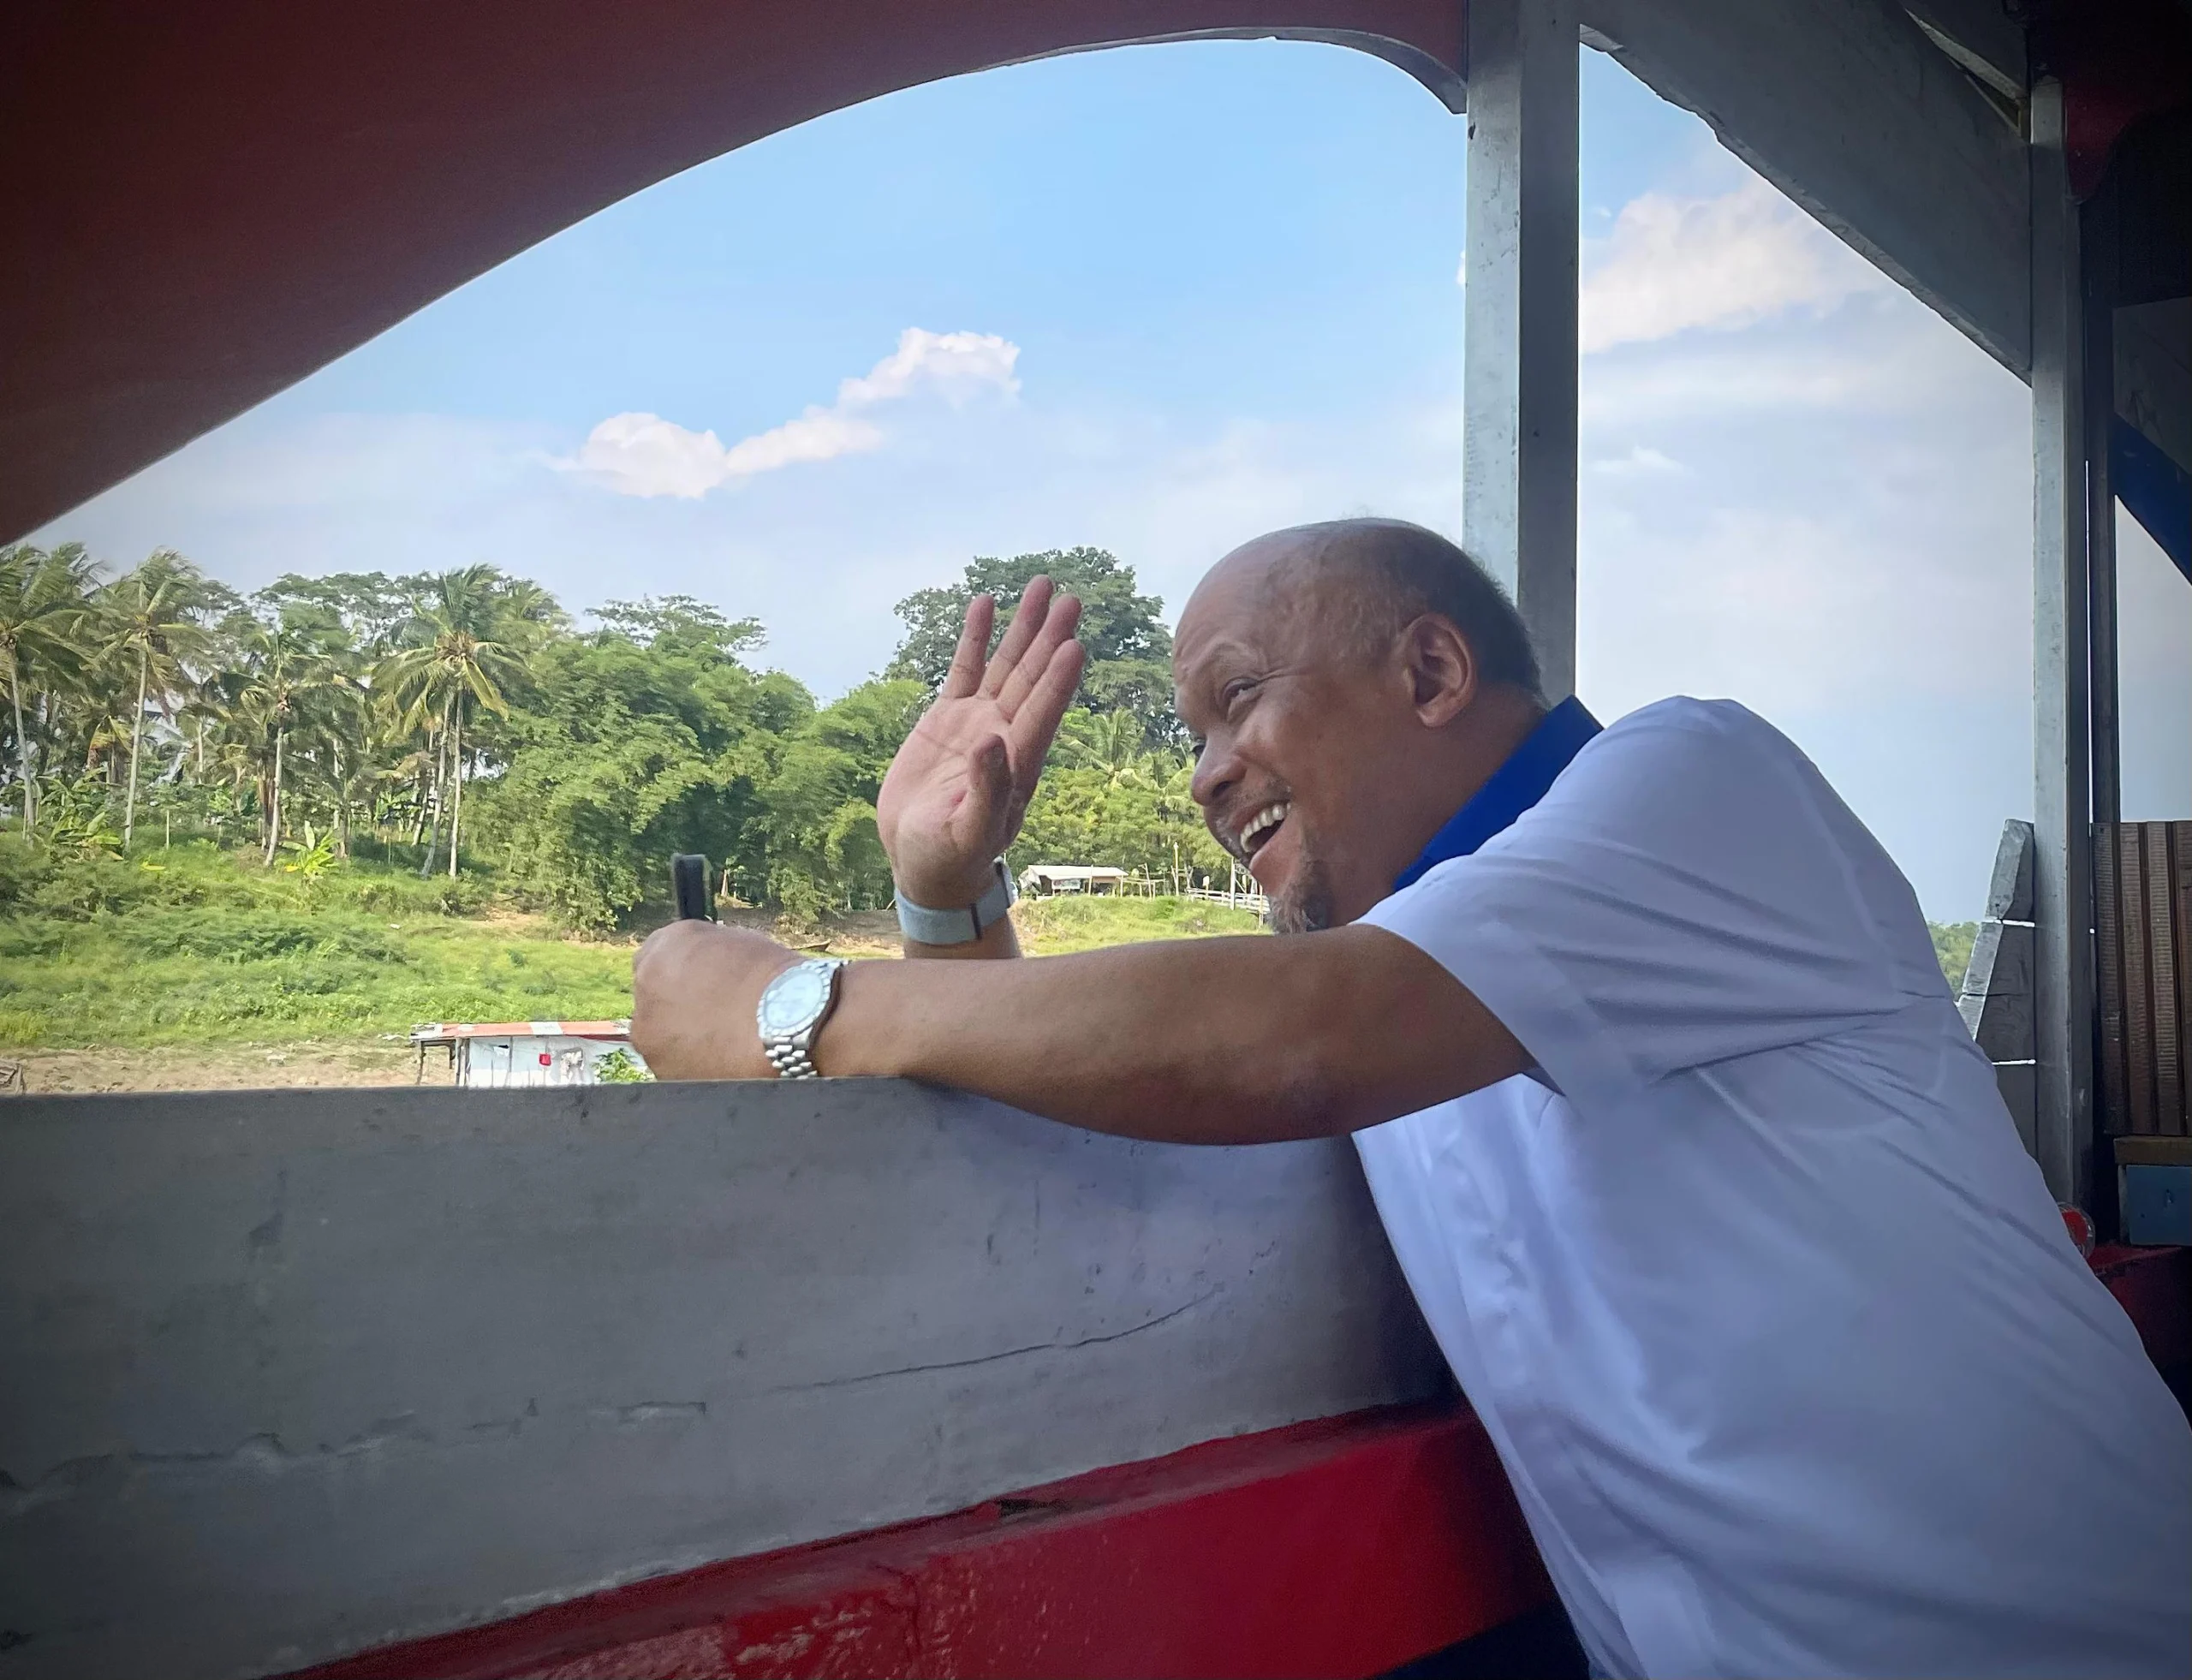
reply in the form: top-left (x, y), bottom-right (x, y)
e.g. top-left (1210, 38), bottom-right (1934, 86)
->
top-left (132, 908), bottom-right (410, 966)
top-left (595, 1047), bottom-right (652, 1083)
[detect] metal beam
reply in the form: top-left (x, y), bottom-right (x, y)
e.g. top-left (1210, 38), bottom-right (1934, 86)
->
top-left (2114, 299), bottom-right (2192, 578)
top-left (1582, 0), bottom-right (2031, 376)
top-left (2086, 192), bottom-right (2122, 828)
top-left (2029, 77), bottom-right (2096, 1208)
top-left (1899, 0), bottom-right (2026, 102)
top-left (1462, 0), bottom-right (1581, 702)
top-left (2117, 301), bottom-right (2192, 479)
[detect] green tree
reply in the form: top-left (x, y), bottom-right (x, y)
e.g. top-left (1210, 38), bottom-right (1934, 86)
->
top-left (1930, 921), bottom-right (1978, 990)
top-left (253, 572), bottom-right (416, 653)
top-left (1057, 708), bottom-right (1147, 787)
top-left (886, 547), bottom-right (1179, 744)
top-left (593, 595), bottom-right (763, 660)
top-left (218, 608), bottom-right (350, 864)
top-left (479, 602), bottom-right (795, 927)
top-left (759, 679), bottom-right (922, 921)
top-left (0, 542), bottom-right (95, 832)
top-left (96, 550), bottom-right (215, 850)
top-left (9, 540), bottom-right (1244, 935)
top-left (376, 567), bottom-right (523, 879)
top-left (485, 576), bottom-right (570, 653)
top-left (1080, 655), bottom-right (1185, 750)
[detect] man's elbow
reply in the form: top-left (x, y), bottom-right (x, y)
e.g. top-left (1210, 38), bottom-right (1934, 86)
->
top-left (1233, 1020), bottom-right (1366, 1142)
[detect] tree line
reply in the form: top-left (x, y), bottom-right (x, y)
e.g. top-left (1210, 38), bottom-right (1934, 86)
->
top-left (0, 541), bottom-right (1232, 927)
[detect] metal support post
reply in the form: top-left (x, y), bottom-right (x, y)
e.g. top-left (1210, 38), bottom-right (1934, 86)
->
top-left (2083, 191), bottom-right (2121, 829)
top-left (2028, 79), bottom-right (2096, 1207)
top-left (1462, 0), bottom-right (1580, 703)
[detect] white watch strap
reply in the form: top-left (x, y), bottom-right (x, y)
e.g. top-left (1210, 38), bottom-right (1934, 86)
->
top-left (895, 859), bottom-right (1016, 945)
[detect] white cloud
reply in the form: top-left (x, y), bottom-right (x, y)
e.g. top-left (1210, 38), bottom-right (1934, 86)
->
top-left (1579, 308), bottom-right (1979, 429)
top-left (835, 328), bottom-right (1022, 407)
top-left (1591, 444), bottom-right (1685, 477)
top-left (559, 328), bottom-right (1021, 498)
top-left (1578, 176), bottom-right (1888, 354)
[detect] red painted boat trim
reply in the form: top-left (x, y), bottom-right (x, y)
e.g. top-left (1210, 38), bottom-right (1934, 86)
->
top-left (2091, 1243), bottom-right (2191, 1373)
top-left (291, 1400), bottom-right (1550, 1680)
top-left (288, 1249), bottom-right (2189, 1680)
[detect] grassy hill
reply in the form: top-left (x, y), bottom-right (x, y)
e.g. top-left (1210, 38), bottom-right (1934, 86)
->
top-left (1, 840), bottom-right (1977, 1093)
top-left (0, 843), bottom-right (1262, 1057)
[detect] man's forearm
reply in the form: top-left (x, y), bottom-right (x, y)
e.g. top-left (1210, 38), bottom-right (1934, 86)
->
top-left (822, 926), bottom-right (1524, 1144)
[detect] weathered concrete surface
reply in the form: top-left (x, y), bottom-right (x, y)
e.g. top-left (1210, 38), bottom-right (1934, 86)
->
top-left (2118, 299), bottom-right (2191, 480)
top-left (0, 1081), bottom-right (1442, 1680)
top-left (1585, 0), bottom-right (2030, 375)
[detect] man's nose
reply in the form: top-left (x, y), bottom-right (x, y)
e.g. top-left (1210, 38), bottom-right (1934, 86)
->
top-left (1190, 735), bottom-right (1242, 813)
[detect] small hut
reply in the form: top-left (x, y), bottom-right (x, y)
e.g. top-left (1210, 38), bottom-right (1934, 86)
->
top-left (1018, 864), bottom-right (1129, 897)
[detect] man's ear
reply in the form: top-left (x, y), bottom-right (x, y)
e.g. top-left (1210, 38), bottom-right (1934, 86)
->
top-left (1401, 614), bottom-right (1477, 726)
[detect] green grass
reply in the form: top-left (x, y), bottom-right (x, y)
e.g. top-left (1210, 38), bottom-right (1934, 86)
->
top-left (0, 843), bottom-right (636, 1050)
top-left (0, 844), bottom-right (1265, 1051)
top-left (1012, 893), bottom-right (1266, 954)
top-left (0, 838), bottom-right (1981, 1050)
top-left (3, 916), bottom-right (641, 1050)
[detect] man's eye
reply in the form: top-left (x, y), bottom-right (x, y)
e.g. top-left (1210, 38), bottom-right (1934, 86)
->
top-left (1223, 678), bottom-right (1260, 711)
top-left (1188, 737), bottom-right (1208, 758)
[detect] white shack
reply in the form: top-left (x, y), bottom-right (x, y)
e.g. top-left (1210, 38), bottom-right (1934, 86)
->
top-left (1018, 864), bottom-right (1128, 897)
top-left (409, 1020), bottom-right (644, 1087)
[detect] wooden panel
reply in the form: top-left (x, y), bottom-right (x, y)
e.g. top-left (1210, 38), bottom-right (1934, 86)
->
top-left (2177, 823), bottom-right (2192, 1135)
top-left (2098, 821), bottom-right (2192, 1139)
top-left (2096, 828), bottom-right (2128, 1132)
top-left (2149, 825), bottom-right (2183, 1133)
top-left (2124, 827), bottom-right (2156, 1133)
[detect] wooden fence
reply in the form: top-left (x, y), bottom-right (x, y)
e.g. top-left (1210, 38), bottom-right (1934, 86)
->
top-left (2095, 825), bottom-right (2183, 1140)
top-left (1186, 885), bottom-right (1272, 915)
top-left (2095, 821), bottom-right (2191, 1138)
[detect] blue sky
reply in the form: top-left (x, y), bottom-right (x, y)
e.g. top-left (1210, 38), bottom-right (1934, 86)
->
top-left (33, 40), bottom-right (2189, 919)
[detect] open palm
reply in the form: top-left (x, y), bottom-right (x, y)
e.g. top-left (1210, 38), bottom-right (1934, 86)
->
top-left (877, 576), bottom-right (1087, 907)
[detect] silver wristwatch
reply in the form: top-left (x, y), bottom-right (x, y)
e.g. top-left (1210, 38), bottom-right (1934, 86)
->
top-left (755, 957), bottom-right (848, 1079)
top-left (894, 857), bottom-right (1016, 946)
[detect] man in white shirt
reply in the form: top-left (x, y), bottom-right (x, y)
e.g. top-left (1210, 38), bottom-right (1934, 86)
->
top-left (633, 517), bottom-right (2191, 1677)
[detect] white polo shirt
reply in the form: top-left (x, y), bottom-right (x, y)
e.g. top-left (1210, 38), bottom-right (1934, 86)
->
top-left (1355, 697), bottom-right (2192, 1679)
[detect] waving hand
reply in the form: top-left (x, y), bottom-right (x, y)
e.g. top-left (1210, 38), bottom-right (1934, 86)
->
top-left (877, 577), bottom-right (1087, 909)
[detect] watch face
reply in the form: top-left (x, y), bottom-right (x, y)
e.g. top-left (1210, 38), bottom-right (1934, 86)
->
top-left (759, 961), bottom-right (834, 1037)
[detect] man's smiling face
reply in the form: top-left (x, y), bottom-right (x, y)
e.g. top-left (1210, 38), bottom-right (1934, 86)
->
top-left (1173, 535), bottom-right (1437, 934)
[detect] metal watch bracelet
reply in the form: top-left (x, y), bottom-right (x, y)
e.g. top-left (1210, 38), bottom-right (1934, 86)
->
top-left (894, 858), bottom-right (1016, 945)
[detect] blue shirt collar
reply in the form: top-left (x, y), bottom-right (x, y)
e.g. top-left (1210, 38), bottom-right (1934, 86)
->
top-left (1393, 696), bottom-right (1603, 891)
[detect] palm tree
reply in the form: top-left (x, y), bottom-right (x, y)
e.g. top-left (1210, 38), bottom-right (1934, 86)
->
top-left (489, 576), bottom-right (569, 653)
top-left (226, 611), bottom-right (347, 865)
top-left (377, 568), bottom-right (521, 879)
top-left (1058, 709), bottom-right (1148, 788)
top-left (97, 550), bottom-right (213, 849)
top-left (0, 542), bottom-right (96, 832)
top-left (1146, 754), bottom-right (1203, 896)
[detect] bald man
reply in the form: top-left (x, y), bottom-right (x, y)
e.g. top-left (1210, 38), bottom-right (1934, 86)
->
top-left (633, 519), bottom-right (2190, 1678)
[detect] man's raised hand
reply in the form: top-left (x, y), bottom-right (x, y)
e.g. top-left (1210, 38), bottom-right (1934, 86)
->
top-left (877, 577), bottom-right (1086, 909)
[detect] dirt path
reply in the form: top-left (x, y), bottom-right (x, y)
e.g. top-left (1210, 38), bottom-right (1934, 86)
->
top-left (8, 1040), bottom-right (423, 1095)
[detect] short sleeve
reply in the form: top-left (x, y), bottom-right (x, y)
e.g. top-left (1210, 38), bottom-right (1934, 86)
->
top-left (1360, 700), bottom-right (1938, 1113)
